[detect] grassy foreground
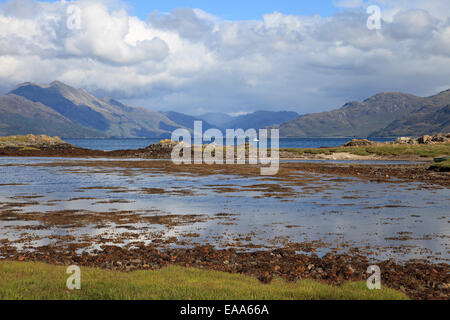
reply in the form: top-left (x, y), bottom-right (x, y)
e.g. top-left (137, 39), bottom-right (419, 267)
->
top-left (282, 142), bottom-right (450, 158)
top-left (0, 261), bottom-right (407, 300)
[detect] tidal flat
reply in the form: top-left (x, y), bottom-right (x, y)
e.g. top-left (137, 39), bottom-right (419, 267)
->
top-left (0, 157), bottom-right (449, 299)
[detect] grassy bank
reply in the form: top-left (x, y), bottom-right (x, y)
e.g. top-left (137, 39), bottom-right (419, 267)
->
top-left (0, 261), bottom-right (408, 300)
top-left (429, 159), bottom-right (450, 172)
top-left (0, 134), bottom-right (67, 148)
top-left (282, 142), bottom-right (450, 158)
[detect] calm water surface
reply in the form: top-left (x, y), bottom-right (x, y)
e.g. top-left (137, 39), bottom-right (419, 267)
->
top-left (0, 157), bottom-right (448, 263)
top-left (65, 138), bottom-right (395, 151)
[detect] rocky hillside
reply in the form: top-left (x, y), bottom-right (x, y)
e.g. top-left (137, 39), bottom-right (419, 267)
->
top-left (0, 94), bottom-right (102, 138)
top-left (280, 89), bottom-right (450, 138)
top-left (369, 90), bottom-right (450, 137)
top-left (5, 81), bottom-right (182, 138)
top-left (370, 105), bottom-right (450, 137)
top-left (280, 93), bottom-right (424, 137)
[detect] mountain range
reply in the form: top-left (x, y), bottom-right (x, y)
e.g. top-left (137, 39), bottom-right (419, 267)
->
top-left (4, 81), bottom-right (181, 138)
top-left (1, 80), bottom-right (449, 139)
top-left (0, 81), bottom-right (299, 138)
top-left (280, 89), bottom-right (450, 138)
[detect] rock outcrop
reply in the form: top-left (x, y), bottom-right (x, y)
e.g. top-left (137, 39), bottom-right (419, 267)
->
top-left (394, 133), bottom-right (450, 145)
top-left (342, 139), bottom-right (375, 147)
top-left (138, 140), bottom-right (181, 159)
top-left (0, 134), bottom-right (72, 148)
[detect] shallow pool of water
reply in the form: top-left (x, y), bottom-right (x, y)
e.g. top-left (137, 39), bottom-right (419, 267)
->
top-left (0, 157), bottom-right (448, 263)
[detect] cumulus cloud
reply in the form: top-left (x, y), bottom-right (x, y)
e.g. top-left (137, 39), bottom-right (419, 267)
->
top-left (0, 0), bottom-right (449, 115)
top-left (1, 0), bottom-right (41, 19)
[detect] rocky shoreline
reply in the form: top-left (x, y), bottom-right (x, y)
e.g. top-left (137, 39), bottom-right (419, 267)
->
top-left (343, 133), bottom-right (450, 146)
top-left (0, 134), bottom-right (448, 160)
top-left (0, 243), bottom-right (448, 300)
top-left (394, 133), bottom-right (450, 145)
top-left (0, 135), bottom-right (179, 158)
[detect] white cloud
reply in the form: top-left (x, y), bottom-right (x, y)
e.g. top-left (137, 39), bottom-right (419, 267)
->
top-left (0, 0), bottom-right (449, 115)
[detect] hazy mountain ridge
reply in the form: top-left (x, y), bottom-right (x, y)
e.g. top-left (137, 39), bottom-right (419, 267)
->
top-left (280, 90), bottom-right (450, 138)
top-left (198, 111), bottom-right (299, 131)
top-left (198, 113), bottom-right (234, 128)
top-left (162, 111), bottom-right (216, 132)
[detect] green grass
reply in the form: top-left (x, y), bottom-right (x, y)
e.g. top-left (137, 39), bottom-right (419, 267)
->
top-left (0, 261), bottom-right (408, 300)
top-left (429, 160), bottom-right (450, 172)
top-left (0, 135), bottom-right (31, 143)
top-left (282, 143), bottom-right (450, 158)
top-left (19, 147), bottom-right (40, 151)
top-left (0, 134), bottom-right (62, 147)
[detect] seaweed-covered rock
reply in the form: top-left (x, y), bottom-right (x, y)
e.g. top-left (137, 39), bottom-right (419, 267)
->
top-left (141, 140), bottom-right (181, 158)
top-left (343, 139), bottom-right (375, 147)
top-left (431, 133), bottom-right (450, 143)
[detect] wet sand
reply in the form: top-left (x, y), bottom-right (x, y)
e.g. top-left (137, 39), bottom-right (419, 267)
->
top-left (17, 158), bottom-right (450, 186)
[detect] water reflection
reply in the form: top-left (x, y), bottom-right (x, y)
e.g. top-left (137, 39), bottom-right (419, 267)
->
top-left (0, 157), bottom-right (448, 262)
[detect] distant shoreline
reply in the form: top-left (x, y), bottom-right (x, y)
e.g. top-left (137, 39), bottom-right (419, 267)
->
top-left (0, 134), bottom-right (449, 165)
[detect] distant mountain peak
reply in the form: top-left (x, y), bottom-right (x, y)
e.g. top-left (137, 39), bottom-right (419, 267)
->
top-left (436, 88), bottom-right (450, 94)
top-left (10, 80), bottom-right (74, 94)
top-left (49, 80), bottom-right (66, 87)
top-left (362, 91), bottom-right (418, 103)
top-left (431, 88), bottom-right (450, 99)
top-left (12, 81), bottom-right (39, 91)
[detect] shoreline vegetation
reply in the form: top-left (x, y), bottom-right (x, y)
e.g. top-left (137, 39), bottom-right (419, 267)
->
top-left (0, 133), bottom-right (449, 161)
top-left (282, 135), bottom-right (450, 161)
top-left (0, 261), bottom-right (407, 300)
top-left (0, 238), bottom-right (448, 300)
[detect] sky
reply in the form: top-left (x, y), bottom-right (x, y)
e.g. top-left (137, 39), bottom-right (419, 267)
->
top-left (0, 0), bottom-right (449, 115)
top-left (122, 0), bottom-right (339, 21)
top-left (0, 0), bottom-right (340, 20)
